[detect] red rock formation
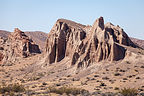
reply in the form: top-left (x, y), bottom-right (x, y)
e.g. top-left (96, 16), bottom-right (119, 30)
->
top-left (8, 28), bottom-right (41, 57)
top-left (45, 17), bottom-right (137, 68)
top-left (0, 28), bottom-right (41, 65)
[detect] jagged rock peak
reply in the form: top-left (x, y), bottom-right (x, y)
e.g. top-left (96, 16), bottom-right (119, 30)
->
top-left (56, 18), bottom-right (86, 29)
top-left (92, 16), bottom-right (104, 30)
top-left (45, 17), bottom-right (138, 69)
top-left (9, 28), bottom-right (28, 40)
top-left (14, 28), bottom-right (21, 33)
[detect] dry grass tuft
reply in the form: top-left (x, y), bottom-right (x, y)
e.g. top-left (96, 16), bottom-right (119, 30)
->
top-left (0, 83), bottom-right (25, 94)
top-left (119, 87), bottom-right (138, 96)
top-left (47, 86), bottom-right (88, 95)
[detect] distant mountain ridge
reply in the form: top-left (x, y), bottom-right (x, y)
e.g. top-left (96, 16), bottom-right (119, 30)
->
top-left (24, 31), bottom-right (47, 52)
top-left (130, 37), bottom-right (144, 49)
top-left (0, 30), bottom-right (10, 38)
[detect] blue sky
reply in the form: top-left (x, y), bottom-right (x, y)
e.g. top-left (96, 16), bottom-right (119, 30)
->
top-left (0, 0), bottom-right (144, 39)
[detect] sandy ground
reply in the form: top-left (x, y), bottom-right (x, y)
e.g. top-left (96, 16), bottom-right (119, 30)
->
top-left (0, 47), bottom-right (144, 95)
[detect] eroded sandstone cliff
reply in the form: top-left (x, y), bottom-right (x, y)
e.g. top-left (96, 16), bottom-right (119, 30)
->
top-left (45, 17), bottom-right (137, 68)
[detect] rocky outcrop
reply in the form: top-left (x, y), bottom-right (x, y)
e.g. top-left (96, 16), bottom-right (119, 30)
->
top-left (8, 28), bottom-right (41, 57)
top-left (45, 17), bottom-right (137, 68)
top-left (0, 30), bottom-right (48, 52)
top-left (0, 28), bottom-right (41, 65)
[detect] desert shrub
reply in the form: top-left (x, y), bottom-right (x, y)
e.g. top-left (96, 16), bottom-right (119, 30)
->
top-left (38, 73), bottom-right (45, 77)
top-left (42, 82), bottom-right (47, 85)
top-left (114, 72), bottom-right (121, 76)
top-left (114, 87), bottom-right (119, 90)
top-left (136, 77), bottom-right (140, 79)
top-left (28, 76), bottom-right (41, 81)
top-left (102, 76), bottom-right (109, 80)
top-left (0, 83), bottom-right (25, 94)
top-left (140, 66), bottom-right (144, 68)
top-left (9, 91), bottom-right (15, 96)
top-left (47, 86), bottom-right (88, 95)
top-left (29, 73), bottom-right (45, 81)
top-left (100, 82), bottom-right (106, 86)
top-left (126, 61), bottom-right (131, 64)
top-left (119, 87), bottom-right (138, 96)
top-left (47, 71), bottom-right (55, 75)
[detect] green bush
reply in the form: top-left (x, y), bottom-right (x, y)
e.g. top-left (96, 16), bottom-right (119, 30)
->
top-left (119, 87), bottom-right (138, 96)
top-left (0, 83), bottom-right (25, 94)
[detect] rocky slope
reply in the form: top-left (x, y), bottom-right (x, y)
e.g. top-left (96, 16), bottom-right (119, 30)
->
top-left (0, 28), bottom-right (41, 65)
top-left (45, 17), bottom-right (138, 69)
top-left (131, 37), bottom-right (144, 49)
